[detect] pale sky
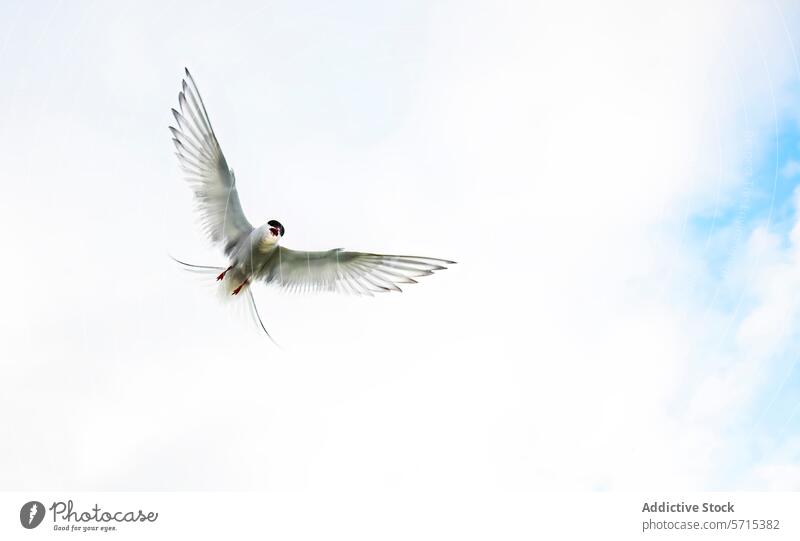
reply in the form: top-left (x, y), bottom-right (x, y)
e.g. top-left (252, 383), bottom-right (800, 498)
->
top-left (3, 0), bottom-right (800, 493)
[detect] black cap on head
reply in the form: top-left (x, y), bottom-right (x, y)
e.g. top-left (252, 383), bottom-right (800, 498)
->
top-left (267, 220), bottom-right (285, 236)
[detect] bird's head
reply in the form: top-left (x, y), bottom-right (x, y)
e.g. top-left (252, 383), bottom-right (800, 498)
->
top-left (258, 220), bottom-right (285, 252)
top-left (265, 219), bottom-right (285, 242)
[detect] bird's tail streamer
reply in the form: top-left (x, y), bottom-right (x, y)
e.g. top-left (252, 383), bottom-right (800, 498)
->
top-left (170, 256), bottom-right (280, 346)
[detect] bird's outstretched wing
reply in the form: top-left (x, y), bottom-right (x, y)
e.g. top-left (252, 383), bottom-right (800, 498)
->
top-left (170, 68), bottom-right (253, 255)
top-left (259, 247), bottom-right (455, 296)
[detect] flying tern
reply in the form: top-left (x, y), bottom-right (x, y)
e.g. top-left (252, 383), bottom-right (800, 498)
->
top-left (170, 69), bottom-right (454, 342)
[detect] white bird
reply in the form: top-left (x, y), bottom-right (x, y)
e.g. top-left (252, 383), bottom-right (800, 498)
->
top-left (170, 69), bottom-right (454, 341)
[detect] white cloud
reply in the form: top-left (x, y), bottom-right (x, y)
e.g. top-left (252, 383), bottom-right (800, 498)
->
top-left (781, 159), bottom-right (800, 178)
top-left (747, 436), bottom-right (800, 489)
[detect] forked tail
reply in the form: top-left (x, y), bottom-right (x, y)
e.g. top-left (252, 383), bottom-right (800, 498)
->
top-left (170, 256), bottom-right (280, 346)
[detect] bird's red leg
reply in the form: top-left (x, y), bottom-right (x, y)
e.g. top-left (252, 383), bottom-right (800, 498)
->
top-left (216, 266), bottom-right (233, 281)
top-left (232, 279), bottom-right (249, 295)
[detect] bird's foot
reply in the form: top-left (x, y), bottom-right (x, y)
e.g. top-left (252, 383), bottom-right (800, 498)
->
top-left (216, 266), bottom-right (233, 281)
top-left (232, 279), bottom-right (249, 295)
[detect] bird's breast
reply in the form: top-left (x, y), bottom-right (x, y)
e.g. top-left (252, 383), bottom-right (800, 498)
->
top-left (258, 235), bottom-right (278, 253)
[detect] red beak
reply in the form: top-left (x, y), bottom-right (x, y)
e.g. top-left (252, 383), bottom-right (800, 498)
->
top-left (269, 227), bottom-right (280, 236)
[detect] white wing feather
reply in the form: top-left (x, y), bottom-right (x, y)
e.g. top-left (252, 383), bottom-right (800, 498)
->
top-left (170, 68), bottom-right (253, 255)
top-left (259, 247), bottom-right (454, 296)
